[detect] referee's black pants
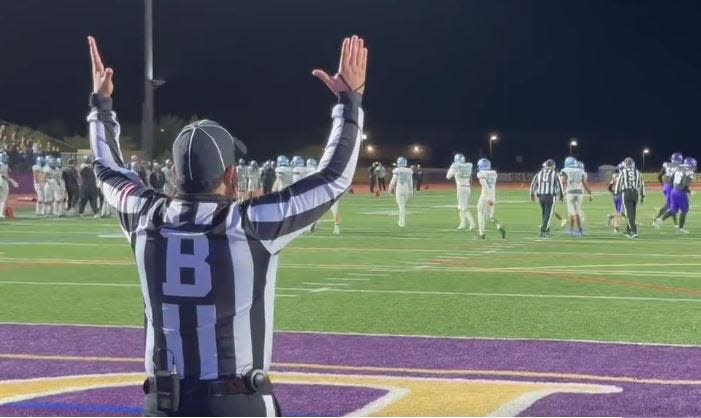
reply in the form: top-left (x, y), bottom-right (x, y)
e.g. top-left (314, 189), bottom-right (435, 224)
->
top-left (622, 189), bottom-right (639, 234)
top-left (538, 194), bottom-right (555, 234)
top-left (144, 382), bottom-right (281, 417)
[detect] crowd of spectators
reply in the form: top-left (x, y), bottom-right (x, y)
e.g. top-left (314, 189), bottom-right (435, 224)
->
top-left (0, 122), bottom-right (64, 171)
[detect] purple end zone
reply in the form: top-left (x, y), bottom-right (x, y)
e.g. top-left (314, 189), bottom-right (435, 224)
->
top-left (2, 324), bottom-right (701, 417)
top-left (0, 385), bottom-right (383, 417)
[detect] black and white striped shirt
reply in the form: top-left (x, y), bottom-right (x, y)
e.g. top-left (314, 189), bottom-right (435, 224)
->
top-left (614, 167), bottom-right (646, 197)
top-left (529, 168), bottom-right (564, 198)
top-left (88, 92), bottom-right (363, 381)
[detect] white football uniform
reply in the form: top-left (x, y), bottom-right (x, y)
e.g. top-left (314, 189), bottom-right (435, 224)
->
top-left (447, 162), bottom-right (476, 229)
top-left (561, 167), bottom-right (587, 216)
top-left (236, 165), bottom-right (248, 196)
top-left (292, 166), bottom-right (308, 184)
top-left (162, 166), bottom-right (176, 196)
top-left (476, 169), bottom-right (498, 235)
top-left (32, 164), bottom-right (46, 214)
top-left (0, 163), bottom-right (13, 217)
top-left (389, 167), bottom-right (414, 227)
top-left (247, 166), bottom-right (261, 192)
top-left (43, 165), bottom-right (63, 216)
top-left (272, 166), bottom-right (293, 192)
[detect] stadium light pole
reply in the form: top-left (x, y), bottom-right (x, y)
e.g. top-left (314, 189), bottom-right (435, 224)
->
top-left (642, 147), bottom-right (650, 170)
top-left (141, 0), bottom-right (155, 160)
top-left (569, 138), bottom-right (578, 155)
top-left (489, 135), bottom-right (499, 159)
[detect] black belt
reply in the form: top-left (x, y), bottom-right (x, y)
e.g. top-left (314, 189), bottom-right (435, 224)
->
top-left (144, 371), bottom-right (270, 396)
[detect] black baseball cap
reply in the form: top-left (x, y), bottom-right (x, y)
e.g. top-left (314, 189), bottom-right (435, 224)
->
top-left (172, 120), bottom-right (246, 193)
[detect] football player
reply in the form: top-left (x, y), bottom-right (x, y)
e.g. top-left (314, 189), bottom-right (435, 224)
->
top-left (446, 153), bottom-right (476, 231)
top-left (43, 157), bottom-right (63, 216)
top-left (273, 155), bottom-right (293, 192)
top-left (607, 164), bottom-right (625, 233)
top-left (291, 155), bottom-right (307, 183)
top-left (235, 158), bottom-right (248, 200)
top-left (32, 156), bottom-right (47, 216)
top-left (162, 159), bottom-right (177, 197)
top-left (560, 156), bottom-right (592, 236)
top-left (655, 157), bottom-right (695, 233)
top-left (246, 160), bottom-right (261, 199)
top-left (652, 152), bottom-right (683, 227)
top-left (0, 153), bottom-right (19, 218)
top-left (476, 158), bottom-right (506, 239)
top-left (388, 156), bottom-right (413, 227)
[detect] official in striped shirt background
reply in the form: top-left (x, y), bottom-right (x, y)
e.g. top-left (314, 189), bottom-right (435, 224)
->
top-left (529, 159), bottom-right (564, 238)
top-left (87, 35), bottom-right (368, 416)
top-left (614, 157), bottom-right (646, 238)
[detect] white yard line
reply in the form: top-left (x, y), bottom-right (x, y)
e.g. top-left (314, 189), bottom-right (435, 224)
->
top-left (323, 278), bottom-right (371, 281)
top-left (348, 273), bottom-right (389, 277)
top-left (302, 282), bottom-right (350, 287)
top-left (0, 280), bottom-right (138, 288)
top-left (297, 287), bottom-right (701, 303)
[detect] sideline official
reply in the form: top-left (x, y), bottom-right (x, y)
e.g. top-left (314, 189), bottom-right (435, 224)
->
top-left (87, 35), bottom-right (368, 416)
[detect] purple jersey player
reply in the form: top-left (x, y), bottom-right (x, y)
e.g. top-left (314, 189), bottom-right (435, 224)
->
top-left (654, 152), bottom-right (683, 226)
top-left (655, 157), bottom-right (696, 233)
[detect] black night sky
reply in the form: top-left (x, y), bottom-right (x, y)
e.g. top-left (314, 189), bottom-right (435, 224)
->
top-left (1, 0), bottom-right (700, 168)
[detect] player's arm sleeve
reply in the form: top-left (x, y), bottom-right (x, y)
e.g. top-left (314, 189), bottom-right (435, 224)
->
top-left (243, 91), bottom-right (364, 254)
top-left (446, 165), bottom-right (455, 180)
top-left (87, 95), bottom-right (159, 235)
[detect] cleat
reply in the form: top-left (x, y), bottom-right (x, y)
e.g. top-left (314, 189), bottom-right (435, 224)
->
top-left (560, 219), bottom-right (568, 228)
top-left (333, 225), bottom-right (341, 235)
top-left (499, 227), bottom-right (507, 239)
top-left (652, 218), bottom-right (662, 229)
top-left (457, 225), bottom-right (466, 230)
top-left (468, 226), bottom-right (475, 231)
top-left (478, 234), bottom-right (486, 240)
top-left (677, 228), bottom-right (690, 234)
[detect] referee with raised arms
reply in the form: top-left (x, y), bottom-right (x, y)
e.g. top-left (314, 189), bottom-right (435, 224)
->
top-left (529, 159), bottom-right (564, 238)
top-left (87, 35), bottom-right (367, 416)
top-left (614, 157), bottom-right (646, 238)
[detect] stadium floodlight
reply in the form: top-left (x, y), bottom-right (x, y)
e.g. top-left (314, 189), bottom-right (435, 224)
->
top-left (489, 134), bottom-right (499, 158)
top-left (642, 147), bottom-right (650, 169)
top-left (362, 133), bottom-right (368, 140)
top-left (412, 145), bottom-right (422, 154)
top-left (569, 138), bottom-right (578, 155)
top-left (366, 144), bottom-right (375, 153)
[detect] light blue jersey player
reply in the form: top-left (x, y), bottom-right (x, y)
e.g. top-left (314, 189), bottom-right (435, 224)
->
top-left (476, 158), bottom-right (506, 239)
top-left (273, 155), bottom-right (293, 192)
top-left (446, 153), bottom-right (476, 230)
top-left (291, 155), bottom-right (307, 183)
top-left (389, 156), bottom-right (414, 227)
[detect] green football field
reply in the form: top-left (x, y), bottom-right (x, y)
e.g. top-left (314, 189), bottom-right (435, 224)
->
top-left (2, 188), bottom-right (699, 346)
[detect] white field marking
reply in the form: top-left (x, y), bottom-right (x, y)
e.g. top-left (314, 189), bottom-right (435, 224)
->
top-left (348, 272), bottom-right (389, 277)
top-left (0, 257), bottom-right (132, 266)
top-left (302, 282), bottom-right (350, 287)
top-left (289, 246), bottom-right (460, 253)
top-left (277, 329), bottom-right (701, 348)
top-left (309, 287), bottom-right (331, 293)
top-left (0, 280), bottom-right (139, 288)
top-left (425, 262), bottom-right (701, 271)
top-left (275, 294), bottom-right (298, 298)
top-left (346, 387), bottom-right (410, 417)
top-left (323, 278), bottom-right (371, 281)
top-left (438, 250), bottom-right (692, 258)
top-left (0, 321), bottom-right (142, 329)
top-left (1, 321), bottom-right (698, 348)
top-left (296, 287), bottom-right (701, 303)
top-left (0, 372), bottom-right (144, 406)
top-left (487, 387), bottom-right (620, 417)
top-left (0, 241), bottom-right (125, 247)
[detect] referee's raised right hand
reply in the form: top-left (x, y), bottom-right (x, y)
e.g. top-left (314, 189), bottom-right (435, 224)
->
top-left (313, 35), bottom-right (368, 96)
top-left (87, 36), bottom-right (114, 98)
